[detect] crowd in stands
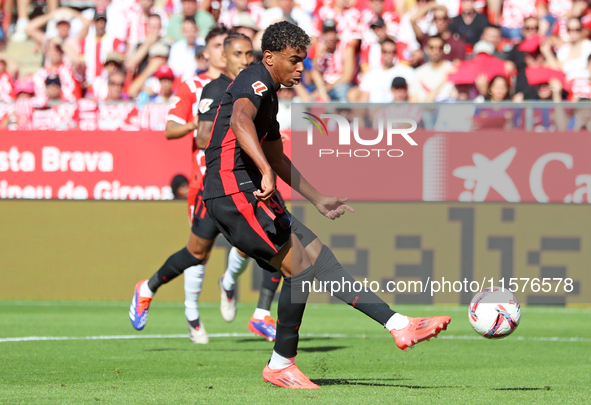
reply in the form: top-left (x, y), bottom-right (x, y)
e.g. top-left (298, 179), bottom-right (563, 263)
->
top-left (0, 0), bottom-right (591, 130)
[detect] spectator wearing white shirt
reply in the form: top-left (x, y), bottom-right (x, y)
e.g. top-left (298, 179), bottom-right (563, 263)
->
top-left (349, 39), bottom-right (415, 102)
top-left (409, 35), bottom-right (454, 102)
top-left (169, 18), bottom-right (203, 77)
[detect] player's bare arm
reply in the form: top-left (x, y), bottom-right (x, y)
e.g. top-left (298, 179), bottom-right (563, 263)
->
top-left (230, 98), bottom-right (276, 202)
top-left (164, 116), bottom-right (199, 140)
top-left (262, 139), bottom-right (353, 219)
top-left (195, 121), bottom-right (214, 149)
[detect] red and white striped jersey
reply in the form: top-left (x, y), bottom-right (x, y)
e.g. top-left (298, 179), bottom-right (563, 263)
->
top-left (499, 0), bottom-right (538, 29)
top-left (125, 5), bottom-right (169, 46)
top-left (32, 64), bottom-right (83, 107)
top-left (98, 102), bottom-right (140, 131)
top-left (539, 0), bottom-right (572, 18)
top-left (315, 6), bottom-right (364, 42)
top-left (0, 71), bottom-right (14, 103)
top-left (310, 39), bottom-right (355, 85)
top-left (551, 12), bottom-right (591, 42)
top-left (167, 72), bottom-right (214, 189)
top-left (80, 34), bottom-right (127, 83)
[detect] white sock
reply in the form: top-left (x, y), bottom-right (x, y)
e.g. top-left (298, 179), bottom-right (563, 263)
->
top-left (16, 18), bottom-right (29, 30)
top-left (253, 308), bottom-right (271, 320)
top-left (139, 281), bottom-right (154, 298)
top-left (385, 313), bottom-right (409, 331)
top-left (184, 264), bottom-right (205, 321)
top-left (268, 350), bottom-right (295, 370)
top-left (222, 247), bottom-right (250, 291)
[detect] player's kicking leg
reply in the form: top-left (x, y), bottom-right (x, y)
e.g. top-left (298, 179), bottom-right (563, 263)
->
top-left (263, 233), bottom-right (451, 388)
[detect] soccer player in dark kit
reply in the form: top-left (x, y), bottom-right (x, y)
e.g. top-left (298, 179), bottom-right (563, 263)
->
top-left (129, 28), bottom-right (280, 343)
top-left (198, 32), bottom-right (283, 339)
top-left (203, 21), bottom-right (452, 389)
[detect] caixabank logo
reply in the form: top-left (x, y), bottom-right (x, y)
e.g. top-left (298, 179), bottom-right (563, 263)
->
top-left (303, 112), bottom-right (418, 158)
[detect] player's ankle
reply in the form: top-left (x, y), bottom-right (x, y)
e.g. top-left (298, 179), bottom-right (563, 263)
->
top-left (221, 273), bottom-right (235, 292)
top-left (253, 308), bottom-right (271, 320)
top-left (139, 281), bottom-right (154, 298)
top-left (385, 313), bottom-right (409, 331)
top-left (268, 351), bottom-right (295, 370)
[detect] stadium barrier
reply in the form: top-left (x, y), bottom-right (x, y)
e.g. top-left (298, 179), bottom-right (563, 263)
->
top-left (1, 200), bottom-right (588, 305)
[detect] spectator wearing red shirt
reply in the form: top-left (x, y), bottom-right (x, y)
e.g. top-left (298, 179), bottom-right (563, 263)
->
top-left (125, 0), bottom-right (169, 49)
top-left (314, 0), bottom-right (364, 46)
top-left (0, 54), bottom-right (17, 103)
top-left (549, 0), bottom-right (591, 43)
top-left (359, 0), bottom-right (404, 70)
top-left (538, 0), bottom-right (574, 35)
top-left (309, 19), bottom-right (358, 102)
top-left (80, 13), bottom-right (127, 87)
top-left (32, 37), bottom-right (84, 107)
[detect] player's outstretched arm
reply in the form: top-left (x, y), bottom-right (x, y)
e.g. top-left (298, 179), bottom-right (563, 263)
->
top-left (263, 139), bottom-right (354, 220)
top-left (164, 116), bottom-right (199, 140)
top-left (231, 99), bottom-right (276, 202)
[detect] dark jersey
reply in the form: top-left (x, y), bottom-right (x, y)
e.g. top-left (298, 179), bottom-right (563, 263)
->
top-left (203, 62), bottom-right (281, 200)
top-left (198, 74), bottom-right (232, 122)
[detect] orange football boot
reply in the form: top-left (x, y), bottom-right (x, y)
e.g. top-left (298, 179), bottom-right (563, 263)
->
top-left (391, 316), bottom-right (451, 351)
top-left (263, 364), bottom-right (320, 389)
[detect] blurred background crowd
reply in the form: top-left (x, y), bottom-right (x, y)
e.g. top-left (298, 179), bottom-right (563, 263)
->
top-left (0, 0), bottom-right (590, 130)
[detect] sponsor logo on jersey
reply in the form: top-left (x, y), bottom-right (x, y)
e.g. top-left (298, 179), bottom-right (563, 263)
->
top-left (252, 81), bottom-right (268, 95)
top-left (199, 98), bottom-right (214, 114)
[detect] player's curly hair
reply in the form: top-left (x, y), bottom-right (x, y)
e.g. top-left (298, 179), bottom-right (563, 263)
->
top-left (261, 21), bottom-right (310, 53)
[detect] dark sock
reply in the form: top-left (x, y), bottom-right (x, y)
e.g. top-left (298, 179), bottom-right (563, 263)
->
top-left (257, 288), bottom-right (275, 311)
top-left (314, 245), bottom-right (396, 326)
top-left (188, 318), bottom-right (200, 329)
top-left (258, 271), bottom-right (281, 310)
top-left (262, 270), bottom-right (282, 291)
top-left (147, 247), bottom-right (203, 292)
top-left (273, 265), bottom-right (314, 358)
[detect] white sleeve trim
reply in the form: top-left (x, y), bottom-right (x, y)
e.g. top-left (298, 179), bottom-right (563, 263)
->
top-left (167, 114), bottom-right (187, 125)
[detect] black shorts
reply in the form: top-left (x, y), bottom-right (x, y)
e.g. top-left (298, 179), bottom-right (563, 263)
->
top-left (205, 192), bottom-right (317, 271)
top-left (190, 187), bottom-right (221, 240)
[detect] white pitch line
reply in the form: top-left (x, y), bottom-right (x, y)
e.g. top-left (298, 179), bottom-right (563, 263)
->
top-left (1, 333), bottom-right (590, 343)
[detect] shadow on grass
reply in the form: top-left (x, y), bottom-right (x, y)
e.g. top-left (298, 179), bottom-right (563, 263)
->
top-left (492, 387), bottom-right (551, 391)
top-left (299, 346), bottom-right (348, 353)
top-left (312, 378), bottom-right (460, 388)
top-left (143, 347), bottom-right (269, 352)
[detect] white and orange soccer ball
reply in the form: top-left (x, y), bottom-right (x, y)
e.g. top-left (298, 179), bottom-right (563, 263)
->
top-left (469, 287), bottom-right (521, 339)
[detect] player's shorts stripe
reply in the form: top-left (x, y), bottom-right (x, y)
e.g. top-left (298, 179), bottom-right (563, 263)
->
top-left (220, 128), bottom-right (240, 195)
top-left (231, 192), bottom-right (278, 253)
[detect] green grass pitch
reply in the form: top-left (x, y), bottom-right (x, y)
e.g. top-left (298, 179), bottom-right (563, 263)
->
top-left (1, 301), bottom-right (590, 404)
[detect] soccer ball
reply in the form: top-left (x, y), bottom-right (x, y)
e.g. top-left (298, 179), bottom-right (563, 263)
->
top-left (469, 287), bottom-right (521, 339)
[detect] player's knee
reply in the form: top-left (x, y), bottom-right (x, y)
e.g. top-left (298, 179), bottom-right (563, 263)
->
top-left (186, 239), bottom-right (213, 260)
